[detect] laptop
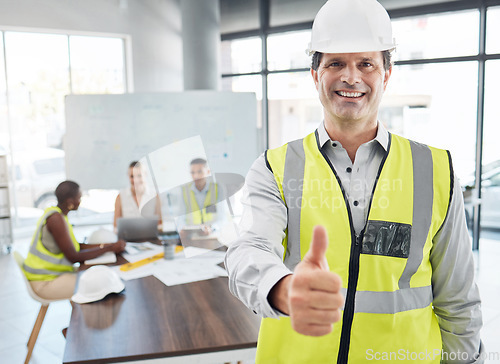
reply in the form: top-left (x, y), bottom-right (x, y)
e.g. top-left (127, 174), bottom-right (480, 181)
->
top-left (117, 217), bottom-right (159, 242)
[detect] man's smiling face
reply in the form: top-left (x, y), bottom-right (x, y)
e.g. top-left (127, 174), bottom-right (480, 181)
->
top-left (311, 51), bottom-right (391, 125)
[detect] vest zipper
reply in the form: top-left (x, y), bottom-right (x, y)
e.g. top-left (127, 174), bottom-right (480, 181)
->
top-left (315, 130), bottom-right (392, 363)
top-left (336, 230), bottom-right (363, 364)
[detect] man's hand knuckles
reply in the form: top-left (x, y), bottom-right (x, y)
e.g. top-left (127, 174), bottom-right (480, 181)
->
top-left (291, 321), bottom-right (329, 337)
top-left (324, 309), bottom-right (341, 323)
top-left (290, 272), bottom-right (309, 287)
top-left (289, 292), bottom-right (308, 307)
top-left (334, 293), bottom-right (345, 308)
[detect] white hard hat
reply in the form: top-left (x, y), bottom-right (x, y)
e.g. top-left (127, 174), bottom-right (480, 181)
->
top-left (88, 228), bottom-right (118, 244)
top-left (71, 265), bottom-right (125, 304)
top-left (306, 0), bottom-right (396, 56)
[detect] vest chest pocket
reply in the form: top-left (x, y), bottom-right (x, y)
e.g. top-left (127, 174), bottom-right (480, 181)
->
top-left (206, 204), bottom-right (217, 213)
top-left (362, 221), bottom-right (411, 258)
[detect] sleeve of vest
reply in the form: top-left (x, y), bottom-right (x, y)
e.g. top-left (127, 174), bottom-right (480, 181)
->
top-left (225, 154), bottom-right (293, 318)
top-left (430, 173), bottom-right (484, 361)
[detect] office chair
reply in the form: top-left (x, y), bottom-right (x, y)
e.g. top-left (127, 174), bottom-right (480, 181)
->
top-left (13, 251), bottom-right (66, 364)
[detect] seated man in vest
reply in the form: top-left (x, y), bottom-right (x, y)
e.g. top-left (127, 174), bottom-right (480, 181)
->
top-left (22, 180), bottom-right (126, 300)
top-left (225, 0), bottom-right (483, 362)
top-left (175, 158), bottom-right (224, 242)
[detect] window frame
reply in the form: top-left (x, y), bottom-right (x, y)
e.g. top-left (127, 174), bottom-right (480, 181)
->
top-left (0, 26), bottom-right (132, 229)
top-left (220, 0), bottom-right (500, 250)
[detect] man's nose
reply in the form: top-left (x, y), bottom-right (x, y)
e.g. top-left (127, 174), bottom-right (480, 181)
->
top-left (340, 65), bottom-right (361, 85)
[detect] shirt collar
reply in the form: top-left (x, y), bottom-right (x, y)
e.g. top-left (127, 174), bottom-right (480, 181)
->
top-left (317, 120), bottom-right (389, 151)
top-left (191, 180), bottom-right (209, 194)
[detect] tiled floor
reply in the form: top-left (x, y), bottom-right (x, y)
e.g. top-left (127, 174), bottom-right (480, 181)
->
top-left (1, 229), bottom-right (499, 363)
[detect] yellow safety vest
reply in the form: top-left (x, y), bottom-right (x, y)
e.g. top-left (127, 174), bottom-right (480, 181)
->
top-left (22, 206), bottom-right (80, 281)
top-left (182, 182), bottom-right (218, 225)
top-left (259, 132), bottom-right (452, 363)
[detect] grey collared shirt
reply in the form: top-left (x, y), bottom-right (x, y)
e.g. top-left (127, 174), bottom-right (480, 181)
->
top-left (190, 181), bottom-right (211, 213)
top-left (317, 121), bottom-right (388, 234)
top-left (225, 121), bottom-right (483, 360)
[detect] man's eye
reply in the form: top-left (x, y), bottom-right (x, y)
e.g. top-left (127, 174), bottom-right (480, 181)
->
top-left (362, 62), bottom-right (372, 67)
top-left (329, 62), bottom-right (340, 67)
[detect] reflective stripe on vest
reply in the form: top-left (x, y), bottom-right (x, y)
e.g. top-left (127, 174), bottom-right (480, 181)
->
top-left (22, 207), bottom-right (80, 280)
top-left (182, 182), bottom-right (218, 225)
top-left (257, 131), bottom-right (451, 364)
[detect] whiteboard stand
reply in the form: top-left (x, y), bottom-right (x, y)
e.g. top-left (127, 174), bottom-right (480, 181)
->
top-left (0, 155), bottom-right (13, 254)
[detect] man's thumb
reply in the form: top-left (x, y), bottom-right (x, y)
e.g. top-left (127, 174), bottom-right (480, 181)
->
top-left (305, 225), bottom-right (329, 270)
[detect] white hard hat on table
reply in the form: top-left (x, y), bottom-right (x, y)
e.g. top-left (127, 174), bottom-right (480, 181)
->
top-left (71, 265), bottom-right (125, 304)
top-left (88, 228), bottom-right (118, 244)
top-left (306, 0), bottom-right (396, 56)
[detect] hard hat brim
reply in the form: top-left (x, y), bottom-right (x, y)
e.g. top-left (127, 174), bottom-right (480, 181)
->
top-left (306, 41), bottom-right (396, 56)
top-left (71, 281), bottom-right (125, 304)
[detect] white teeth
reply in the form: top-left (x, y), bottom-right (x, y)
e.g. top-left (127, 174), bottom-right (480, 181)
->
top-left (338, 91), bottom-right (363, 98)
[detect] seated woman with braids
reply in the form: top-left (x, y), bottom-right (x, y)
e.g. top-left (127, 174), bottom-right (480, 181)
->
top-left (21, 180), bottom-right (126, 300)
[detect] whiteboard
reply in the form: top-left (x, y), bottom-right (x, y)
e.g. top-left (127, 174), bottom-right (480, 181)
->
top-left (64, 91), bottom-right (259, 190)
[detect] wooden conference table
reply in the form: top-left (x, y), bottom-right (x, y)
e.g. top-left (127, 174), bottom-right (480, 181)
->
top-left (62, 247), bottom-right (261, 363)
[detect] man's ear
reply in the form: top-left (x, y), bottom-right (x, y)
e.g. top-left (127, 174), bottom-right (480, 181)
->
top-left (383, 67), bottom-right (392, 90)
top-left (311, 68), bottom-right (319, 90)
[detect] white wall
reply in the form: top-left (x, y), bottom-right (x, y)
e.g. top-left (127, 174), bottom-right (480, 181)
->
top-left (0, 0), bottom-right (183, 92)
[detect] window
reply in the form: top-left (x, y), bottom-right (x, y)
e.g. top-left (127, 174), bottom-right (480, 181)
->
top-left (221, 38), bottom-right (262, 75)
top-left (221, 74), bottom-right (262, 128)
top-left (0, 35), bottom-right (7, 151)
top-left (0, 30), bottom-right (128, 232)
top-left (4, 32), bottom-right (70, 150)
top-left (486, 6), bottom-right (500, 54)
top-left (267, 72), bottom-right (321, 148)
top-left (70, 36), bottom-right (126, 94)
top-left (267, 31), bottom-right (311, 71)
top-left (382, 62), bottom-right (478, 179)
top-left (220, 1), bottom-right (500, 247)
top-left (392, 10), bottom-right (479, 60)
top-left (481, 60), bottom-right (500, 229)
top-left (484, 61), bottom-right (500, 167)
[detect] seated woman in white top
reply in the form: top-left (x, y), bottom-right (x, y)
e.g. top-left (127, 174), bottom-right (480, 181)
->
top-left (113, 161), bottom-right (162, 230)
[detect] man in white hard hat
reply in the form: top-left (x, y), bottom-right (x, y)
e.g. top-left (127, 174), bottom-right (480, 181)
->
top-left (225, 0), bottom-right (483, 362)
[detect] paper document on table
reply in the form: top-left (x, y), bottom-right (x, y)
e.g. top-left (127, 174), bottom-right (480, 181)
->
top-left (182, 246), bottom-right (226, 261)
top-left (153, 261), bottom-right (216, 286)
top-left (84, 252), bottom-right (117, 265)
top-left (210, 264), bottom-right (228, 277)
top-left (113, 261), bottom-right (158, 281)
top-left (189, 234), bottom-right (218, 241)
top-left (122, 242), bottom-right (163, 263)
top-left (115, 246), bottom-right (227, 284)
top-left (152, 251), bottom-right (228, 286)
top-left (182, 225), bottom-right (205, 231)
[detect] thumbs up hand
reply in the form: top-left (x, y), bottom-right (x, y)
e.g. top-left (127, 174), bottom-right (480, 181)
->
top-left (268, 225), bottom-right (344, 336)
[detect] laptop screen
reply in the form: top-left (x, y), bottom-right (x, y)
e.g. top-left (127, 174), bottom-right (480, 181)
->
top-left (117, 217), bottom-right (159, 242)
